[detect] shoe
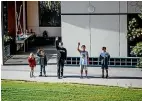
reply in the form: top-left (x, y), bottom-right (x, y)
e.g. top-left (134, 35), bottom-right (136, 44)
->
top-left (44, 75), bottom-right (47, 77)
top-left (39, 75), bottom-right (42, 77)
top-left (60, 76), bottom-right (64, 79)
top-left (80, 76), bottom-right (83, 79)
top-left (102, 75), bottom-right (104, 78)
top-left (106, 75), bottom-right (108, 78)
top-left (58, 76), bottom-right (61, 79)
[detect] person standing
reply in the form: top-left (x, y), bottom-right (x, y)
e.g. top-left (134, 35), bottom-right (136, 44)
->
top-left (56, 42), bottom-right (67, 79)
top-left (28, 53), bottom-right (36, 78)
top-left (99, 47), bottom-right (110, 78)
top-left (37, 50), bottom-right (47, 77)
top-left (77, 42), bottom-right (89, 78)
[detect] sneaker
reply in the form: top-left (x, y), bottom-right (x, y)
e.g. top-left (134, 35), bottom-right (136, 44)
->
top-left (39, 75), bottom-right (42, 77)
top-left (80, 76), bottom-right (83, 79)
top-left (60, 76), bottom-right (64, 79)
top-left (106, 75), bottom-right (108, 78)
top-left (102, 75), bottom-right (104, 78)
top-left (44, 75), bottom-right (47, 77)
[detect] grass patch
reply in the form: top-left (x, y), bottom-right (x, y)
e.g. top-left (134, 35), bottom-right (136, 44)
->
top-left (1, 80), bottom-right (142, 101)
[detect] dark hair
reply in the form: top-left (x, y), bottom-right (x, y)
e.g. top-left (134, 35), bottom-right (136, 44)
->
top-left (60, 42), bottom-right (63, 46)
top-left (81, 45), bottom-right (86, 48)
top-left (102, 47), bottom-right (106, 50)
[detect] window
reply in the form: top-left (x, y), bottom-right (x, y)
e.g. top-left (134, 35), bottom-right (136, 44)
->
top-left (38, 1), bottom-right (61, 27)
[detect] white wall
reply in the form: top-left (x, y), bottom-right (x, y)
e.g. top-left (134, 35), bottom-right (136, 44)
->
top-left (61, 1), bottom-right (127, 14)
top-left (90, 15), bottom-right (119, 57)
top-left (61, 1), bottom-right (128, 57)
top-left (27, 1), bottom-right (61, 37)
top-left (62, 15), bottom-right (90, 57)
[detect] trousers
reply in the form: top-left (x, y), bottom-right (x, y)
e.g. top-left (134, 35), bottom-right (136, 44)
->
top-left (40, 65), bottom-right (46, 75)
top-left (57, 59), bottom-right (64, 77)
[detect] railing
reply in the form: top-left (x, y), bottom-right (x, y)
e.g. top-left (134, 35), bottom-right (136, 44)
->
top-left (66, 57), bottom-right (140, 67)
top-left (3, 45), bottom-right (11, 62)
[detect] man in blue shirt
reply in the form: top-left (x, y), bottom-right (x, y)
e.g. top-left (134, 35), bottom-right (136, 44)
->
top-left (99, 47), bottom-right (110, 78)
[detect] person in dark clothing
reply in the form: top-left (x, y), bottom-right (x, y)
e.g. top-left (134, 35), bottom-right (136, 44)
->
top-left (99, 47), bottom-right (110, 78)
top-left (37, 50), bottom-right (47, 77)
top-left (56, 42), bottom-right (67, 79)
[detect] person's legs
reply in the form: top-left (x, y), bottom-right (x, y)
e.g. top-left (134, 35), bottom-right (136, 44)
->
top-left (84, 66), bottom-right (88, 78)
top-left (39, 65), bottom-right (43, 76)
top-left (80, 65), bottom-right (83, 78)
top-left (31, 67), bottom-right (34, 77)
top-left (30, 68), bottom-right (32, 78)
top-left (57, 61), bottom-right (61, 79)
top-left (106, 69), bottom-right (108, 78)
top-left (105, 65), bottom-right (108, 78)
top-left (102, 65), bottom-right (105, 78)
top-left (60, 60), bottom-right (64, 78)
top-left (43, 65), bottom-right (46, 76)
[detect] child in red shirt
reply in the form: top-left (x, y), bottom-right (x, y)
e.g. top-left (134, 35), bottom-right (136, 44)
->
top-left (28, 53), bottom-right (36, 78)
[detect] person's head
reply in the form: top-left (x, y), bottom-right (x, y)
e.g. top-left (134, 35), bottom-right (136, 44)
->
top-left (102, 47), bottom-right (106, 52)
top-left (59, 42), bottom-right (63, 48)
top-left (40, 50), bottom-right (45, 56)
top-left (30, 53), bottom-right (34, 58)
top-left (81, 45), bottom-right (86, 51)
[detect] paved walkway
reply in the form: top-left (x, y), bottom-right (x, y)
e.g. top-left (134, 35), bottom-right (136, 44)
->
top-left (1, 65), bottom-right (142, 88)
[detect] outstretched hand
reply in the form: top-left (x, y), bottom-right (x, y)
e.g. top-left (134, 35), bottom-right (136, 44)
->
top-left (78, 42), bottom-right (80, 46)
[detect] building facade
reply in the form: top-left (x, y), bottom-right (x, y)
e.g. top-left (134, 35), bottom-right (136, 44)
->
top-left (1, 1), bottom-right (142, 66)
top-left (61, 1), bottom-right (142, 57)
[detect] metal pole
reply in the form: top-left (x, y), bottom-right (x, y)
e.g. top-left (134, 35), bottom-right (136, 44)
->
top-left (15, 1), bottom-right (17, 38)
top-left (23, 1), bottom-right (26, 34)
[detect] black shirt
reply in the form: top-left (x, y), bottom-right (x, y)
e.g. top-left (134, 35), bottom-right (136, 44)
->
top-left (56, 46), bottom-right (67, 61)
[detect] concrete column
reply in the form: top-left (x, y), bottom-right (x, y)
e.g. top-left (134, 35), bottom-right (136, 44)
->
top-left (23, 1), bottom-right (26, 33)
top-left (15, 1), bottom-right (17, 36)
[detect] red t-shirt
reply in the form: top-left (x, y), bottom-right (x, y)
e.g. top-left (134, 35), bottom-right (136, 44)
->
top-left (28, 57), bottom-right (36, 67)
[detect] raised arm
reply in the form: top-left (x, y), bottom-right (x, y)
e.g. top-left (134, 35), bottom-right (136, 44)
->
top-left (77, 42), bottom-right (81, 52)
top-left (65, 48), bottom-right (67, 60)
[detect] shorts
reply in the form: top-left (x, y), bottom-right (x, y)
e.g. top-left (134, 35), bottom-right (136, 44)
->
top-left (80, 65), bottom-right (88, 71)
top-left (101, 65), bottom-right (108, 69)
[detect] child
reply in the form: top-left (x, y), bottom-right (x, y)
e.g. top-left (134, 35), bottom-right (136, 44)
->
top-left (77, 42), bottom-right (89, 78)
top-left (28, 53), bottom-right (36, 78)
top-left (37, 50), bottom-right (47, 77)
top-left (99, 47), bottom-right (110, 78)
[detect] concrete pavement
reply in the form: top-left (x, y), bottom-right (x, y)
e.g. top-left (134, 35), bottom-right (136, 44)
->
top-left (1, 65), bottom-right (142, 88)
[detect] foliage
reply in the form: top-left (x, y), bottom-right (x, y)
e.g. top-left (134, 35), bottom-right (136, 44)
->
top-left (1, 80), bottom-right (142, 101)
top-left (3, 32), bottom-right (13, 45)
top-left (136, 58), bottom-right (142, 68)
top-left (39, 1), bottom-right (61, 27)
top-left (131, 42), bottom-right (142, 56)
top-left (127, 18), bottom-right (142, 41)
top-left (127, 12), bottom-right (142, 68)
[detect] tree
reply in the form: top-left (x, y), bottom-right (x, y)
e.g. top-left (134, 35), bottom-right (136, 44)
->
top-left (127, 11), bottom-right (142, 68)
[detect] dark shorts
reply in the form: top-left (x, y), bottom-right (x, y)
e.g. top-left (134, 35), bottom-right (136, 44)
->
top-left (101, 65), bottom-right (108, 69)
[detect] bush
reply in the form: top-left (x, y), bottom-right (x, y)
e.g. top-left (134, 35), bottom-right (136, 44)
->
top-left (136, 58), bottom-right (142, 68)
